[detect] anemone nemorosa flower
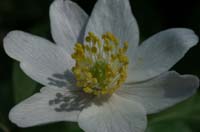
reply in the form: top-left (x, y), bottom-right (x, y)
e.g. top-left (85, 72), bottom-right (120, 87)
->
top-left (3, 0), bottom-right (199, 132)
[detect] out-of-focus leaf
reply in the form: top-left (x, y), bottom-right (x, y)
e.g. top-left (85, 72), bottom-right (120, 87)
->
top-left (0, 122), bottom-right (10, 132)
top-left (148, 93), bottom-right (200, 123)
top-left (0, 112), bottom-right (10, 132)
top-left (0, 80), bottom-right (12, 117)
top-left (65, 122), bottom-right (83, 132)
top-left (29, 22), bottom-right (50, 37)
top-left (12, 62), bottom-right (38, 103)
top-left (146, 120), bottom-right (192, 132)
top-left (0, 80), bottom-right (13, 132)
top-left (147, 92), bottom-right (200, 132)
top-left (20, 122), bottom-right (83, 132)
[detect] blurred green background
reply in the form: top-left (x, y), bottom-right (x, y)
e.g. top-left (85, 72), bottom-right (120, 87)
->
top-left (0, 0), bottom-right (200, 132)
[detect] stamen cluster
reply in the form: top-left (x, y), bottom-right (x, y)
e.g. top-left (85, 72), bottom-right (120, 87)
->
top-left (71, 32), bottom-right (129, 95)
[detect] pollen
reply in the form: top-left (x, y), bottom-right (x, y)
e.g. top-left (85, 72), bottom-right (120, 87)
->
top-left (71, 32), bottom-right (129, 96)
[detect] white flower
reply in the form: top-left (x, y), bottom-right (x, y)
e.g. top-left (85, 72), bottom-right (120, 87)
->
top-left (3, 0), bottom-right (199, 132)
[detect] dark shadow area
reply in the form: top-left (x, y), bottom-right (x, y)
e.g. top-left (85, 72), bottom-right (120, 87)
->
top-left (47, 70), bottom-right (76, 90)
top-left (49, 91), bottom-right (93, 112)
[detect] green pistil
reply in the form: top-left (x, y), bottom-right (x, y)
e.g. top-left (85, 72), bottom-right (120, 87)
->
top-left (90, 61), bottom-right (107, 87)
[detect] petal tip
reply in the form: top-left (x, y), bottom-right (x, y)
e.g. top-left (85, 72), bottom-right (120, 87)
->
top-left (3, 30), bottom-right (22, 59)
top-left (178, 28), bottom-right (199, 47)
top-left (188, 75), bottom-right (200, 92)
top-left (187, 29), bottom-right (199, 46)
top-left (8, 106), bottom-right (27, 128)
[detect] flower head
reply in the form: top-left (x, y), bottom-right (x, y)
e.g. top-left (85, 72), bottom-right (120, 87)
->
top-left (4, 0), bottom-right (199, 132)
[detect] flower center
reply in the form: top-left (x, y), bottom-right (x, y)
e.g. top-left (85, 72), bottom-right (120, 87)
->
top-left (71, 32), bottom-right (129, 96)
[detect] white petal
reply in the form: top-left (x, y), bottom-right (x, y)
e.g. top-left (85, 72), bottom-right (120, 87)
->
top-left (9, 87), bottom-right (81, 127)
top-left (85, 0), bottom-right (139, 55)
top-left (127, 28), bottom-right (199, 82)
top-left (3, 31), bottom-right (75, 89)
top-left (78, 94), bottom-right (147, 132)
top-left (50, 0), bottom-right (88, 54)
top-left (117, 71), bottom-right (199, 114)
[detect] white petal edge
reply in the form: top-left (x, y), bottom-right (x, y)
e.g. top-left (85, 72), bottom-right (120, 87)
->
top-left (50, 0), bottom-right (88, 54)
top-left (3, 31), bottom-right (75, 89)
top-left (126, 28), bottom-right (199, 83)
top-left (85, 0), bottom-right (139, 56)
top-left (9, 87), bottom-right (80, 127)
top-left (118, 71), bottom-right (199, 114)
top-left (78, 94), bottom-right (147, 132)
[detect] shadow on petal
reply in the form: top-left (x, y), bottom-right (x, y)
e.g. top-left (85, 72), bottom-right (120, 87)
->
top-left (49, 90), bottom-right (94, 112)
top-left (47, 70), bottom-right (76, 90)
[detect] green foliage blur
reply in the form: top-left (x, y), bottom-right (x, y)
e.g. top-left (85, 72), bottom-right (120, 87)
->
top-left (0, 0), bottom-right (200, 132)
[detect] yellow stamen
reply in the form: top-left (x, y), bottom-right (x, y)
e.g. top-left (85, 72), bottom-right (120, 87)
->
top-left (71, 32), bottom-right (129, 96)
